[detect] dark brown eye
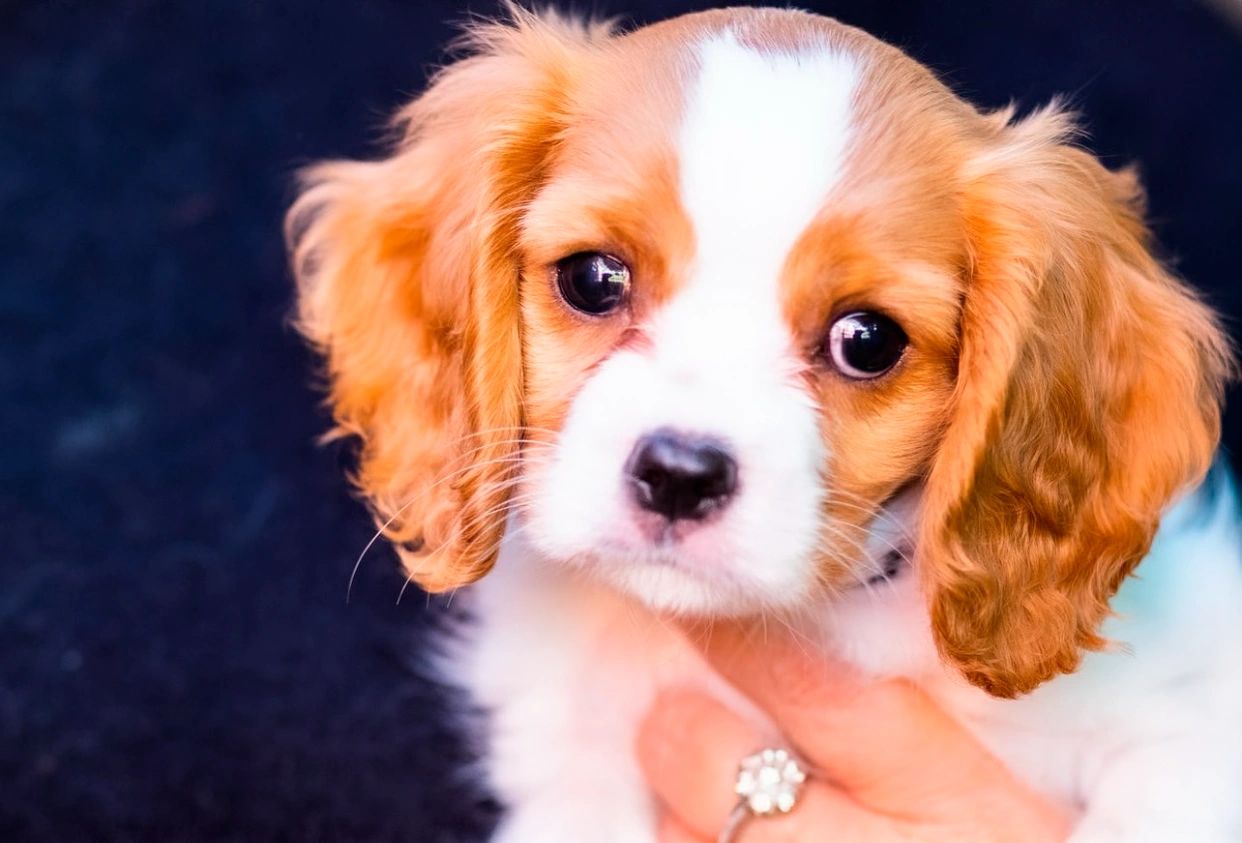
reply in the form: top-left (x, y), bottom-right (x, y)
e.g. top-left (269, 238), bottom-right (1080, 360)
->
top-left (555, 252), bottom-right (630, 315)
top-left (826, 311), bottom-right (907, 379)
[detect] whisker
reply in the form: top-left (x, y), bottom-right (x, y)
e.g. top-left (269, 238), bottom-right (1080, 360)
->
top-left (453, 493), bottom-right (541, 537)
top-left (409, 518), bottom-right (540, 607)
top-left (828, 517), bottom-right (915, 574)
top-left (815, 499), bottom-right (916, 567)
top-left (395, 570), bottom-right (415, 605)
top-left (811, 523), bottom-right (892, 600)
top-left (347, 444), bottom-right (554, 602)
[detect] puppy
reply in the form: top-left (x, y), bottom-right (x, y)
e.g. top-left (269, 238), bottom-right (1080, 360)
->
top-left (288, 7), bottom-right (1242, 841)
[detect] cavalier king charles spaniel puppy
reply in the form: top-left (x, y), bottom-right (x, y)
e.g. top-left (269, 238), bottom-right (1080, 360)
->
top-left (288, 7), bottom-right (1242, 840)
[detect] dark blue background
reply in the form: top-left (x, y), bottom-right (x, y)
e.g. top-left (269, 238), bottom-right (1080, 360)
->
top-left (4, 1), bottom-right (1241, 840)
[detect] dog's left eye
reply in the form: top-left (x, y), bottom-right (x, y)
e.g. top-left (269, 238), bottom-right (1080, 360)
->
top-left (555, 252), bottom-right (630, 315)
top-left (826, 311), bottom-right (908, 379)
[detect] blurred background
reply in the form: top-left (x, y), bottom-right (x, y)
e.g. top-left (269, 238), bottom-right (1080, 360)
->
top-left (4, 1), bottom-right (1241, 840)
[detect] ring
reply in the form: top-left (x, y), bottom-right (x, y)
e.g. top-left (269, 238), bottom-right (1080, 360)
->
top-left (717, 747), bottom-right (809, 842)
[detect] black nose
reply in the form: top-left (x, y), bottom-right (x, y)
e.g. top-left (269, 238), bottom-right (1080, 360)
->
top-left (626, 430), bottom-right (738, 522)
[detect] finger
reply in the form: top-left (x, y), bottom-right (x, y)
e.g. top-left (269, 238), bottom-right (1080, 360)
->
top-left (681, 620), bottom-right (1045, 820)
top-left (728, 785), bottom-right (890, 843)
top-left (637, 689), bottom-right (758, 836)
top-left (657, 813), bottom-right (706, 843)
top-left (637, 690), bottom-right (887, 842)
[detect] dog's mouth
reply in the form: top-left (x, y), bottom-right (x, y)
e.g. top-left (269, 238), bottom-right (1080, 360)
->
top-left (630, 508), bottom-right (728, 548)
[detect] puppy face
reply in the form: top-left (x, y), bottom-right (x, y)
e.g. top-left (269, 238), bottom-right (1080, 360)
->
top-left (519, 29), bottom-right (960, 614)
top-left (289, 9), bottom-right (1229, 696)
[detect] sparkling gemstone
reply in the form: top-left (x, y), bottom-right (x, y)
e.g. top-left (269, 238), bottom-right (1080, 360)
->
top-left (734, 748), bottom-right (807, 815)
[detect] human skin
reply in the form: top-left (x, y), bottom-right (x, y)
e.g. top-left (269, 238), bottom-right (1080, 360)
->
top-left (636, 622), bottom-right (1072, 842)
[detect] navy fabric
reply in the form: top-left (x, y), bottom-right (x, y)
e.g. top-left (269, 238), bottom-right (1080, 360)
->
top-left (3, 2), bottom-right (1240, 839)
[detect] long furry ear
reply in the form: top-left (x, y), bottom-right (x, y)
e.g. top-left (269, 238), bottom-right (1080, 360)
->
top-left (286, 9), bottom-right (606, 592)
top-left (921, 105), bottom-right (1233, 697)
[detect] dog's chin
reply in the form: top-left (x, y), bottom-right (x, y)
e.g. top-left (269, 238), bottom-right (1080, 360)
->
top-left (592, 556), bottom-right (813, 618)
top-left (520, 505), bottom-right (822, 616)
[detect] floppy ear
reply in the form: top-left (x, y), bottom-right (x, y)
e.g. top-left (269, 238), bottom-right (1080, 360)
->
top-left (921, 105), bottom-right (1233, 697)
top-left (286, 11), bottom-right (602, 592)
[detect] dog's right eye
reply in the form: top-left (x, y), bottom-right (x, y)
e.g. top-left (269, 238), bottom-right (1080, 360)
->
top-left (825, 311), bottom-right (908, 379)
top-left (555, 252), bottom-right (630, 315)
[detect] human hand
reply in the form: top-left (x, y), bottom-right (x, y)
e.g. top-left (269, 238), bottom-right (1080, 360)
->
top-left (636, 622), bottom-right (1072, 842)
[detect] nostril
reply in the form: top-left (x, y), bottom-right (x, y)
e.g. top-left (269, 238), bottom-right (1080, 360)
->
top-left (626, 429), bottom-right (738, 522)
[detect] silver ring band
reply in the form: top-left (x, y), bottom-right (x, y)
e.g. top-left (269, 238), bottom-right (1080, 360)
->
top-left (717, 801), bottom-right (752, 843)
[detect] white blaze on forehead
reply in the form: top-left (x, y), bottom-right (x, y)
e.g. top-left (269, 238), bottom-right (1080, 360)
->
top-left (678, 33), bottom-right (857, 292)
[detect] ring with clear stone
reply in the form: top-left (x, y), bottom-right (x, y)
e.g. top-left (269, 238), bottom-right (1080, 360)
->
top-left (717, 747), bottom-right (809, 842)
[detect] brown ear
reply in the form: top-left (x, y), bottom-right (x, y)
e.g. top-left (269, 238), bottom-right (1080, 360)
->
top-left (922, 105), bottom-right (1233, 697)
top-left (286, 11), bottom-right (603, 592)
